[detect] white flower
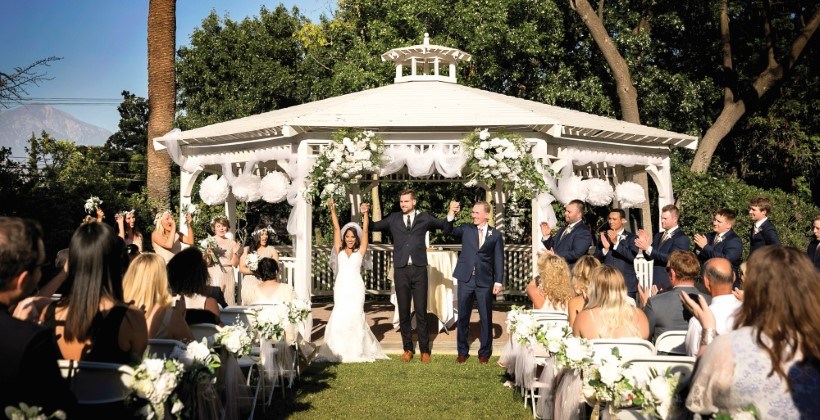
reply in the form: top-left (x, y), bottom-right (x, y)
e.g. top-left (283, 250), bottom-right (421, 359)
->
top-left (564, 337), bottom-right (588, 362)
top-left (369, 142), bottom-right (378, 151)
top-left (486, 158), bottom-right (497, 167)
top-left (178, 340), bottom-right (212, 367)
top-left (582, 385), bottom-right (596, 399)
top-left (143, 359), bottom-right (165, 378)
top-left (598, 363), bottom-right (623, 387)
top-left (479, 141), bottom-right (489, 149)
top-left (479, 129), bottom-right (490, 140)
top-left (473, 149), bottom-right (486, 159)
top-left (648, 374), bottom-right (672, 401)
top-left (171, 400), bottom-right (184, 415)
top-left (478, 159), bottom-right (489, 168)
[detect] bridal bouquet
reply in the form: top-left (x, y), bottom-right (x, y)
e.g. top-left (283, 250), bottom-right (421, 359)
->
top-left (288, 299), bottom-right (311, 324)
top-left (216, 323), bottom-right (253, 358)
top-left (245, 253), bottom-right (260, 272)
top-left (129, 358), bottom-right (185, 419)
top-left (462, 129), bottom-right (547, 211)
top-left (198, 236), bottom-right (221, 266)
top-left (305, 128), bottom-right (385, 206)
top-left (637, 368), bottom-right (683, 419)
top-left (84, 196), bottom-right (103, 214)
top-left (554, 335), bottom-right (594, 372)
top-left (253, 304), bottom-right (290, 341)
top-left (582, 348), bottom-right (644, 410)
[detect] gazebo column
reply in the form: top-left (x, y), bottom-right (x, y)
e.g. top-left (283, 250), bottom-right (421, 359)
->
top-left (646, 157), bottom-right (674, 226)
top-left (179, 168), bottom-right (202, 238)
top-left (293, 142), bottom-right (313, 338)
top-left (224, 193), bottom-right (237, 231)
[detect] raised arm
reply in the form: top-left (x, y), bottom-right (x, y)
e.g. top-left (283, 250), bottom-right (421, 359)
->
top-left (330, 198), bottom-right (342, 251)
top-left (179, 213), bottom-right (194, 246)
top-left (115, 213), bottom-right (125, 239)
top-left (238, 246), bottom-right (254, 275)
top-left (359, 202), bottom-right (370, 255)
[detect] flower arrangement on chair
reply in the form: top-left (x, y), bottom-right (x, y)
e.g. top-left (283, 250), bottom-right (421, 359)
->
top-left (287, 299), bottom-right (311, 324)
top-left (636, 368), bottom-right (684, 419)
top-left (252, 304), bottom-right (290, 342)
top-left (128, 358), bottom-right (185, 419)
top-left (582, 348), bottom-right (644, 418)
top-left (216, 323), bottom-right (253, 359)
top-left (305, 128), bottom-right (385, 207)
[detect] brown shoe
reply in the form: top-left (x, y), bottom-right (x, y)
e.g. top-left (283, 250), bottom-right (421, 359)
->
top-left (456, 354), bottom-right (469, 363)
top-left (421, 352), bottom-right (431, 363)
top-left (478, 356), bottom-right (490, 364)
top-left (401, 350), bottom-right (413, 362)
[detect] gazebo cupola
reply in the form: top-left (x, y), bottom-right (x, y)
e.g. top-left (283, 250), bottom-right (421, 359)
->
top-left (380, 33), bottom-right (472, 83)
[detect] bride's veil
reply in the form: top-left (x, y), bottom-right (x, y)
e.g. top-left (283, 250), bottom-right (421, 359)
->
top-left (328, 222), bottom-right (373, 277)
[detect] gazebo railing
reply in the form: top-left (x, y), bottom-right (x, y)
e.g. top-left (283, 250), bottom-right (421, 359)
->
top-left (274, 244), bottom-right (533, 298)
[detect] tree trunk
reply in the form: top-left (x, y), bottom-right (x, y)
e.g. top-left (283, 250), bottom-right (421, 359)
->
top-left (690, 7), bottom-right (820, 173)
top-left (146, 0), bottom-right (176, 210)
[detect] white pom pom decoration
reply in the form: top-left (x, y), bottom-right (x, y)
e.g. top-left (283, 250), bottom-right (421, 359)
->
top-left (232, 173), bottom-right (262, 202)
top-left (260, 171), bottom-right (291, 203)
top-left (583, 178), bottom-right (614, 207)
top-left (615, 181), bottom-right (646, 208)
top-left (556, 175), bottom-right (585, 204)
top-left (199, 175), bottom-right (230, 206)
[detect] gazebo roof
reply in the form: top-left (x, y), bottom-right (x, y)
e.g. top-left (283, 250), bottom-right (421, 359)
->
top-left (155, 80), bottom-right (698, 152)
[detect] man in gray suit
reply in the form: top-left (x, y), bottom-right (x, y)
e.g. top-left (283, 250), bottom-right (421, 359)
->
top-left (639, 251), bottom-right (711, 343)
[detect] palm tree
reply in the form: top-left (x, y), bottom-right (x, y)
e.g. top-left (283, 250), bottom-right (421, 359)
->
top-left (146, 0), bottom-right (176, 210)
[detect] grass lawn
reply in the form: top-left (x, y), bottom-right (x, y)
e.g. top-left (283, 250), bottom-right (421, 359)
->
top-left (261, 355), bottom-right (532, 419)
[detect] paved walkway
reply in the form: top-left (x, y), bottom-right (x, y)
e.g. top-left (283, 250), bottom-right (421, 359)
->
top-left (308, 300), bottom-right (514, 355)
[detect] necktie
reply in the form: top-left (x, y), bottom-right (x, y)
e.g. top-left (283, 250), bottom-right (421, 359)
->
top-left (661, 231), bottom-right (671, 244)
top-left (560, 225), bottom-right (573, 241)
top-left (753, 226), bottom-right (761, 236)
top-left (478, 227), bottom-right (485, 248)
top-left (405, 215), bottom-right (411, 231)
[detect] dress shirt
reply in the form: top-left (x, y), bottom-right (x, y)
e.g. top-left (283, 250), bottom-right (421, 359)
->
top-left (685, 294), bottom-right (742, 356)
top-left (601, 229), bottom-right (625, 256)
top-left (753, 218), bottom-right (767, 234)
top-left (647, 226), bottom-right (678, 256)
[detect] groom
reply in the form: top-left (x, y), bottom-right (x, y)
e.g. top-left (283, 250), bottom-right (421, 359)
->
top-left (370, 189), bottom-right (459, 363)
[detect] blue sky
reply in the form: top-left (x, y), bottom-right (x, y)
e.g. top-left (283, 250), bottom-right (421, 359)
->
top-left (2, 1), bottom-right (336, 133)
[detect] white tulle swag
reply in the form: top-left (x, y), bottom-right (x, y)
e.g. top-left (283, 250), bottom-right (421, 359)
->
top-left (199, 175), bottom-right (230, 205)
top-left (232, 173), bottom-right (262, 202)
top-left (556, 175), bottom-right (585, 204)
top-left (260, 171), bottom-right (290, 203)
top-left (615, 181), bottom-right (646, 208)
top-left (583, 178), bottom-right (614, 206)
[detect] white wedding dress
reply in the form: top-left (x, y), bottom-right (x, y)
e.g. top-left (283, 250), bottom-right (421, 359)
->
top-left (317, 251), bottom-right (388, 363)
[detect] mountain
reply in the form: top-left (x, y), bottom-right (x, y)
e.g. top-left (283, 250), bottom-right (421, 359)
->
top-left (0, 105), bottom-right (112, 155)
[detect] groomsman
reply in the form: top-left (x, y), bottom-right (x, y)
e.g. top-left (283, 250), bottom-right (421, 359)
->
top-left (808, 215), bottom-right (820, 270)
top-left (540, 199), bottom-right (593, 268)
top-left (693, 209), bottom-right (743, 273)
top-left (634, 205), bottom-right (691, 291)
top-left (748, 196), bottom-right (781, 256)
top-left (594, 209), bottom-right (640, 300)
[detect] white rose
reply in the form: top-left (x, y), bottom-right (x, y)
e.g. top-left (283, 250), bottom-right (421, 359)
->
top-left (479, 129), bottom-right (490, 140)
top-left (341, 173), bottom-right (349, 179)
top-left (598, 363), bottom-right (622, 387)
top-left (564, 338), bottom-right (588, 362)
top-left (360, 150), bottom-right (371, 160)
top-left (648, 375), bottom-right (672, 400)
top-left (491, 170), bottom-right (500, 177)
top-left (226, 334), bottom-right (243, 354)
top-left (369, 142), bottom-right (378, 151)
top-left (479, 141), bottom-right (489, 149)
top-left (478, 159), bottom-right (489, 168)
top-left (356, 141), bottom-right (367, 151)
top-left (143, 359), bottom-right (165, 378)
top-left (582, 385), bottom-right (596, 399)
top-left (487, 158), bottom-right (497, 167)
top-left (490, 138), bottom-right (501, 147)
top-left (172, 400), bottom-right (184, 415)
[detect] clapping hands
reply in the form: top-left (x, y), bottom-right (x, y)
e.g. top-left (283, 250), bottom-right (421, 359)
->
top-left (693, 233), bottom-right (708, 248)
top-left (634, 229), bottom-right (651, 250)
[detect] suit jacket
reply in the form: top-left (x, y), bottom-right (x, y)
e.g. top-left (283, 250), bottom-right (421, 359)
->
top-left (695, 229), bottom-right (742, 270)
top-left (594, 230), bottom-right (640, 293)
top-left (646, 229), bottom-right (691, 290)
top-left (749, 219), bottom-right (781, 255)
top-left (371, 211), bottom-right (453, 267)
top-left (808, 238), bottom-right (820, 270)
top-left (449, 223), bottom-right (504, 287)
top-left (642, 285), bottom-right (711, 342)
top-left (541, 221), bottom-right (593, 265)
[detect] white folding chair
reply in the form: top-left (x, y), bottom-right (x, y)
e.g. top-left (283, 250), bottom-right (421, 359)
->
top-left (654, 330), bottom-right (688, 355)
top-left (190, 323), bottom-right (221, 346)
top-left (278, 257), bottom-right (296, 285)
top-left (590, 338), bottom-right (655, 365)
top-left (531, 310), bottom-right (569, 329)
top-left (58, 360), bottom-right (134, 404)
top-left (621, 355), bottom-right (697, 384)
top-left (220, 306), bottom-right (257, 328)
top-left (146, 339), bottom-right (186, 358)
top-left (633, 251), bottom-right (654, 299)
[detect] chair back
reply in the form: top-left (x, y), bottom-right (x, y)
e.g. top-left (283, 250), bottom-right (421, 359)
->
top-left (58, 360), bottom-right (134, 404)
top-left (590, 338), bottom-right (655, 364)
top-left (633, 252), bottom-right (654, 298)
top-left (279, 257), bottom-right (296, 285)
top-left (190, 323), bottom-right (221, 346)
top-left (621, 355), bottom-right (697, 384)
top-left (654, 330), bottom-right (688, 355)
top-left (220, 306), bottom-right (257, 328)
top-left (532, 310), bottom-right (569, 330)
top-left (146, 339), bottom-right (187, 358)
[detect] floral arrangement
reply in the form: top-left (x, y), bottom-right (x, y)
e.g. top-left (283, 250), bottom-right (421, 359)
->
top-left (510, 311), bottom-right (544, 347)
top-left (461, 129), bottom-right (547, 211)
top-left (129, 358), bottom-right (185, 419)
top-left (172, 339), bottom-right (221, 373)
top-left (554, 334), bottom-right (594, 372)
top-left (245, 253), bottom-right (260, 272)
top-left (4, 403), bottom-right (66, 420)
top-left (637, 368), bottom-right (683, 419)
top-left (183, 203), bottom-right (199, 221)
top-left (252, 304), bottom-right (290, 341)
top-left (288, 299), bottom-right (311, 324)
top-left (84, 196), bottom-right (103, 214)
top-left (305, 129), bottom-right (385, 206)
top-left (538, 324), bottom-right (573, 356)
top-left (215, 323), bottom-right (253, 358)
top-left (198, 236), bottom-right (221, 266)
top-left (582, 348), bottom-right (643, 411)
top-left (199, 174), bottom-right (230, 206)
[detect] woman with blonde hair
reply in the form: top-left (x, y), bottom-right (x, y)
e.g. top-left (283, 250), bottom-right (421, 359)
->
top-left (526, 253), bottom-right (574, 312)
top-left (567, 255), bottom-right (601, 327)
top-left (151, 211), bottom-right (194, 263)
top-left (572, 265), bottom-right (649, 339)
top-left (123, 253), bottom-right (193, 341)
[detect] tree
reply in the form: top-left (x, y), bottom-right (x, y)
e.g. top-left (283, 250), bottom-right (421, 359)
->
top-left (0, 57), bottom-right (62, 108)
top-left (104, 91), bottom-right (149, 191)
top-left (146, 0), bottom-right (176, 210)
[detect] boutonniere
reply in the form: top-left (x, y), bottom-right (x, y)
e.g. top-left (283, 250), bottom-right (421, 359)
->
top-left (487, 229), bottom-right (494, 237)
top-left (618, 234), bottom-right (627, 241)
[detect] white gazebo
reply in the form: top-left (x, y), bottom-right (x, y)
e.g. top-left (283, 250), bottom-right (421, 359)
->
top-left (154, 34), bottom-right (697, 336)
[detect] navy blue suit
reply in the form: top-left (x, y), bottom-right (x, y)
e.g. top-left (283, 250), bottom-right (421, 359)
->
top-left (807, 239), bottom-right (820, 270)
top-left (749, 219), bottom-right (781, 256)
top-left (594, 230), bottom-right (640, 297)
top-left (695, 229), bottom-right (743, 271)
top-left (372, 211), bottom-right (454, 353)
top-left (449, 223), bottom-right (504, 358)
top-left (541, 221), bottom-right (593, 266)
top-left (646, 229), bottom-right (691, 290)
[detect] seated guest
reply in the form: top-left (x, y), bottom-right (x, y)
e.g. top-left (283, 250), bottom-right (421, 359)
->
top-left (572, 265), bottom-right (649, 339)
top-left (693, 209), bottom-right (742, 273)
top-left (684, 258), bottom-right (741, 356)
top-left (0, 217), bottom-right (76, 415)
top-left (41, 222), bottom-right (147, 364)
top-left (808, 215), bottom-right (820, 270)
top-left (682, 246), bottom-right (820, 417)
top-left (123, 253), bottom-right (193, 341)
top-left (167, 247), bottom-right (221, 326)
top-left (526, 254), bottom-right (574, 313)
top-left (594, 209), bottom-right (640, 300)
top-left (639, 251), bottom-right (710, 343)
top-left (567, 255), bottom-right (601, 328)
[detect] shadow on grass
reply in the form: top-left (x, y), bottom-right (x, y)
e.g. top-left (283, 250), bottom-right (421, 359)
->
top-left (260, 361), bottom-right (339, 418)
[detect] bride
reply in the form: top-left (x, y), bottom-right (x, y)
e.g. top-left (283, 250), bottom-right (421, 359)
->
top-left (316, 199), bottom-right (388, 363)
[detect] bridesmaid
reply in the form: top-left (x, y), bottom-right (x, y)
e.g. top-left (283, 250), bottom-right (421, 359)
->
top-left (151, 211), bottom-right (194, 263)
top-left (205, 216), bottom-right (241, 307)
top-left (115, 210), bottom-right (144, 253)
top-left (238, 224), bottom-right (279, 305)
